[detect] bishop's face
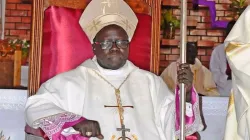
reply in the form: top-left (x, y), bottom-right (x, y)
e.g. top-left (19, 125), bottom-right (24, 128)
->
top-left (92, 25), bottom-right (130, 70)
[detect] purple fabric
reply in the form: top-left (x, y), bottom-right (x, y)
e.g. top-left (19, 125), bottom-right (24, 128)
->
top-left (194, 0), bottom-right (229, 28)
top-left (175, 87), bottom-right (197, 131)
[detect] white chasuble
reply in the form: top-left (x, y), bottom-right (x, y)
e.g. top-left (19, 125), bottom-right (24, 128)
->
top-left (25, 57), bottom-right (202, 140)
top-left (223, 42), bottom-right (250, 140)
top-left (223, 6), bottom-right (250, 140)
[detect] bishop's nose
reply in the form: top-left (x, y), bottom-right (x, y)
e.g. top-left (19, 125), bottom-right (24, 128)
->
top-left (110, 42), bottom-right (119, 51)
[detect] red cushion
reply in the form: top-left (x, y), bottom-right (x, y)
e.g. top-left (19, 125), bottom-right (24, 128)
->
top-left (129, 13), bottom-right (151, 71)
top-left (41, 6), bottom-right (152, 84)
top-left (41, 6), bottom-right (94, 84)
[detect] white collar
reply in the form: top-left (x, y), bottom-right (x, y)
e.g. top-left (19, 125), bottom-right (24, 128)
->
top-left (92, 56), bottom-right (129, 76)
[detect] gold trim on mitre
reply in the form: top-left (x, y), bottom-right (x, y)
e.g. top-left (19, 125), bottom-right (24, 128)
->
top-left (79, 0), bottom-right (138, 43)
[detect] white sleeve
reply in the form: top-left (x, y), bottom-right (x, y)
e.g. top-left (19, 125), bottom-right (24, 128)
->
top-left (25, 81), bottom-right (69, 127)
top-left (25, 69), bottom-right (87, 127)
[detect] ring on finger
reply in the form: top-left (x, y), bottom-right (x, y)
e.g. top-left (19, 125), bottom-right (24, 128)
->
top-left (86, 131), bottom-right (92, 137)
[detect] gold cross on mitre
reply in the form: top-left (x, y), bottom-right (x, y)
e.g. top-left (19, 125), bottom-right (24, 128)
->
top-left (87, 19), bottom-right (101, 32)
top-left (101, 0), bottom-right (119, 14)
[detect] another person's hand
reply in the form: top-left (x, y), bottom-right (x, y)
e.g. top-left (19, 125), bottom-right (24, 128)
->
top-left (73, 120), bottom-right (104, 139)
top-left (177, 63), bottom-right (193, 102)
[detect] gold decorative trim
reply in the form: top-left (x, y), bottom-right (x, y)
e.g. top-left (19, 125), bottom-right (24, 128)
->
top-left (225, 42), bottom-right (241, 53)
top-left (226, 42), bottom-right (250, 58)
top-left (227, 92), bottom-right (235, 116)
top-left (228, 92), bottom-right (234, 108)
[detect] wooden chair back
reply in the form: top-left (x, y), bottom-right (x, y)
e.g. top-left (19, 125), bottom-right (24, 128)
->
top-left (0, 40), bottom-right (21, 88)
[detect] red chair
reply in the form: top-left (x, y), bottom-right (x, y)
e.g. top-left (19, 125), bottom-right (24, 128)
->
top-left (26, 0), bottom-right (198, 139)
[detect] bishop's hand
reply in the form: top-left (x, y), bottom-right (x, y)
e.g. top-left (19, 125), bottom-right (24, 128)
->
top-left (177, 63), bottom-right (193, 102)
top-left (73, 120), bottom-right (104, 139)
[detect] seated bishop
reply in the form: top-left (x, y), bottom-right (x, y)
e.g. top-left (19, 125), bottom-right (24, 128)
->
top-left (25, 0), bottom-right (203, 139)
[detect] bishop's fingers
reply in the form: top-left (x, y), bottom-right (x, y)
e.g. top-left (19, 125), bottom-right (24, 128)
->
top-left (93, 121), bottom-right (104, 139)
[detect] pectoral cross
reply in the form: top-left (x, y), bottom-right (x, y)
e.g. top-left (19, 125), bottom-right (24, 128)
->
top-left (104, 89), bottom-right (134, 109)
top-left (104, 89), bottom-right (133, 140)
top-left (117, 124), bottom-right (130, 140)
top-left (93, 70), bottom-right (135, 139)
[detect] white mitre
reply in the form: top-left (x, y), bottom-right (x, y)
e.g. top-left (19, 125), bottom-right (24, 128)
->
top-left (79, 0), bottom-right (138, 43)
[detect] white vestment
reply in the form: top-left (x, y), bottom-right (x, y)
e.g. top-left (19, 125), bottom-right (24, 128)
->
top-left (25, 57), bottom-right (203, 140)
top-left (210, 43), bottom-right (232, 96)
top-left (224, 5), bottom-right (250, 140)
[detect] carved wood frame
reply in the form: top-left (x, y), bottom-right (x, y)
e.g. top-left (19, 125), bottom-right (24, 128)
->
top-left (28, 0), bottom-right (161, 96)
